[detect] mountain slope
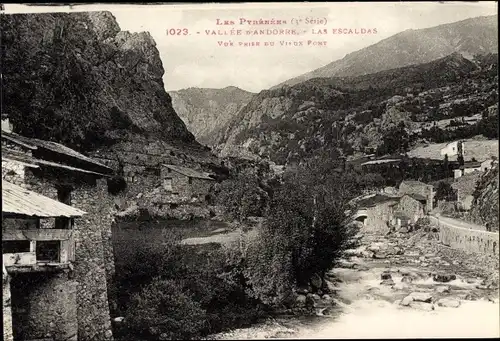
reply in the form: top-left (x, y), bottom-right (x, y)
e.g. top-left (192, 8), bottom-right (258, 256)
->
top-left (217, 53), bottom-right (498, 164)
top-left (169, 86), bottom-right (254, 146)
top-left (1, 11), bottom-right (196, 152)
top-left (273, 15), bottom-right (497, 89)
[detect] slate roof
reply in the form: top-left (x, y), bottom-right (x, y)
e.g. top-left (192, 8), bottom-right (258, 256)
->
top-left (163, 164), bottom-right (214, 180)
top-left (2, 180), bottom-right (86, 218)
top-left (406, 193), bottom-right (428, 202)
top-left (356, 194), bottom-right (399, 208)
top-left (1, 131), bottom-right (113, 174)
top-left (3, 149), bottom-right (110, 176)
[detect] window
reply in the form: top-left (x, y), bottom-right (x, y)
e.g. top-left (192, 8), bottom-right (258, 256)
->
top-left (57, 186), bottom-right (72, 205)
top-left (188, 177), bottom-right (192, 184)
top-left (163, 178), bottom-right (173, 191)
top-left (56, 186), bottom-right (72, 229)
top-left (36, 241), bottom-right (60, 262)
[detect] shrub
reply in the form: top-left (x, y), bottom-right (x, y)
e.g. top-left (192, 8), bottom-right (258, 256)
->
top-left (125, 278), bottom-right (207, 340)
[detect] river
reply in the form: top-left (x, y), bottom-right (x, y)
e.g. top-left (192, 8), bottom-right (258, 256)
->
top-left (207, 230), bottom-right (500, 339)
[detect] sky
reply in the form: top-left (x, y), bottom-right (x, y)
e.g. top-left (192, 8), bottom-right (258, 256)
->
top-left (3, 2), bottom-right (498, 93)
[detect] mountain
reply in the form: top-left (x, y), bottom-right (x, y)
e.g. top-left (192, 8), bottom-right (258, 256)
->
top-left (216, 53), bottom-right (498, 164)
top-left (1, 11), bottom-right (196, 152)
top-left (169, 86), bottom-right (254, 146)
top-left (273, 15), bottom-right (498, 89)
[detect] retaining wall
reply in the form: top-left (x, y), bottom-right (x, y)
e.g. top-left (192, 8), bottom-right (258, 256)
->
top-left (430, 215), bottom-right (499, 256)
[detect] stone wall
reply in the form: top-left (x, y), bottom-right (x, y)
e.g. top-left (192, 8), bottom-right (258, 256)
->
top-left (362, 201), bottom-right (396, 233)
top-left (10, 272), bottom-right (78, 341)
top-left (2, 159), bottom-right (27, 186)
top-left (399, 181), bottom-right (434, 211)
top-left (394, 195), bottom-right (425, 222)
top-left (3, 268), bottom-right (13, 341)
top-left (23, 168), bottom-right (116, 341)
top-left (430, 216), bottom-right (499, 256)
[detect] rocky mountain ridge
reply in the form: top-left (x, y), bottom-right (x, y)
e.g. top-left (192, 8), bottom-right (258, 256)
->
top-left (216, 52), bottom-right (498, 164)
top-left (1, 11), bottom-right (198, 154)
top-left (169, 86), bottom-right (254, 146)
top-left (273, 15), bottom-right (498, 89)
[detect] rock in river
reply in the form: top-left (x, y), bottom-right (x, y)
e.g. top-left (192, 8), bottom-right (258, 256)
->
top-left (433, 273), bottom-right (457, 283)
top-left (410, 301), bottom-right (435, 311)
top-left (408, 292), bottom-right (433, 303)
top-left (437, 298), bottom-right (461, 308)
top-left (435, 286), bottom-right (450, 294)
top-left (381, 271), bottom-right (392, 280)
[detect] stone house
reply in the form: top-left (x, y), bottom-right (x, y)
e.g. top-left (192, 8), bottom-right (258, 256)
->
top-left (390, 211), bottom-right (412, 229)
top-left (398, 180), bottom-right (434, 212)
top-left (2, 130), bottom-right (117, 341)
top-left (160, 164), bottom-right (215, 200)
top-left (3, 180), bottom-right (86, 341)
top-left (454, 161), bottom-right (482, 179)
top-left (390, 193), bottom-right (427, 223)
top-left (354, 194), bottom-right (400, 233)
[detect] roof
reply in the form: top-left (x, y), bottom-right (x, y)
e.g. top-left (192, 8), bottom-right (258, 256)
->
top-left (402, 193), bottom-right (427, 202)
top-left (400, 180), bottom-right (430, 188)
top-left (361, 158), bottom-right (401, 166)
top-left (393, 211), bottom-right (411, 220)
top-left (163, 164), bottom-right (214, 180)
top-left (3, 149), bottom-right (110, 177)
top-left (2, 157), bottom-right (39, 169)
top-left (2, 180), bottom-right (86, 218)
top-left (460, 162), bottom-right (482, 169)
top-left (356, 194), bottom-right (399, 208)
top-left (1, 131), bottom-right (113, 174)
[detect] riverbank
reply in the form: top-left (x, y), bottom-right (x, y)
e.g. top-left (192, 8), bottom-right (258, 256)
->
top-left (207, 229), bottom-right (500, 339)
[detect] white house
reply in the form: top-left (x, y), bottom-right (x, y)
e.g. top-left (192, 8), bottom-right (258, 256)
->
top-left (440, 141), bottom-right (463, 158)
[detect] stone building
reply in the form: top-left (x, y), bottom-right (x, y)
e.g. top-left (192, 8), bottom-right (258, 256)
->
top-left (354, 194), bottom-right (400, 233)
top-left (3, 180), bottom-right (85, 341)
top-left (391, 193), bottom-right (427, 223)
top-left (2, 130), bottom-right (117, 341)
top-left (398, 180), bottom-right (434, 212)
top-left (160, 164), bottom-right (215, 200)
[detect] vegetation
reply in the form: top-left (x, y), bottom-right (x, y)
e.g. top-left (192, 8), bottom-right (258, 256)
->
top-left (244, 155), bottom-right (361, 305)
top-left (114, 232), bottom-right (266, 340)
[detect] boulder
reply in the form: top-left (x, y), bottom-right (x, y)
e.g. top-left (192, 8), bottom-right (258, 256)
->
top-left (316, 307), bottom-right (331, 316)
top-left (410, 301), bottom-right (435, 311)
top-left (437, 298), bottom-right (461, 308)
top-left (409, 292), bottom-right (433, 303)
top-left (433, 273), bottom-right (457, 283)
top-left (296, 287), bottom-right (309, 295)
top-left (381, 279), bottom-right (395, 286)
top-left (392, 282), bottom-right (409, 290)
top-left (310, 273), bottom-right (323, 290)
top-left (322, 294), bottom-right (332, 301)
top-left (373, 252), bottom-right (387, 259)
top-left (381, 271), bottom-right (392, 280)
top-left (435, 286), bottom-right (450, 294)
top-left (295, 295), bottom-right (307, 306)
top-left (400, 296), bottom-right (413, 306)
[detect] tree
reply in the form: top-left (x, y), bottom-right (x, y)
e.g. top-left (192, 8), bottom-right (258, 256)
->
top-left (435, 181), bottom-right (456, 202)
top-left (442, 154), bottom-right (452, 179)
top-left (214, 169), bottom-right (270, 222)
top-left (245, 159), bottom-right (360, 305)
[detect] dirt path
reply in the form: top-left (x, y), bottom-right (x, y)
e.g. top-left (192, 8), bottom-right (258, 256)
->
top-left (208, 230), bottom-right (500, 339)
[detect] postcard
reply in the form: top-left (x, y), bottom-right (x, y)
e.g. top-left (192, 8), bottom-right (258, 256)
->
top-left (1, 2), bottom-right (499, 341)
